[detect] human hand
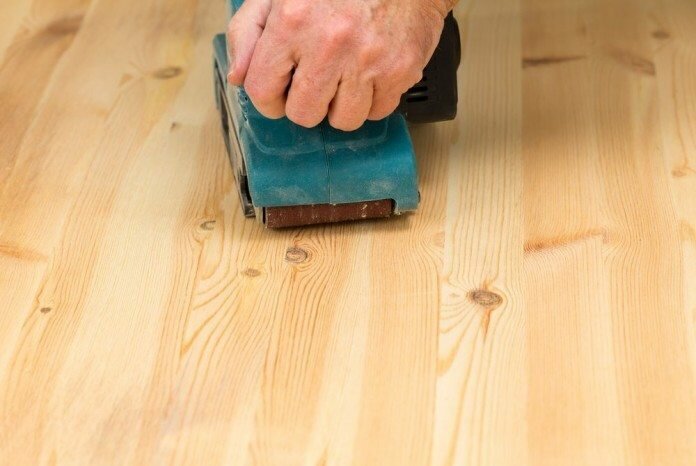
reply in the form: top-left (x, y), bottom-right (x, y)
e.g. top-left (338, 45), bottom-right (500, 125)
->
top-left (227, 0), bottom-right (453, 131)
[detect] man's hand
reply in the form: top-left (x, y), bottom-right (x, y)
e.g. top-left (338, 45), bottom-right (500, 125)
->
top-left (226, 0), bottom-right (452, 131)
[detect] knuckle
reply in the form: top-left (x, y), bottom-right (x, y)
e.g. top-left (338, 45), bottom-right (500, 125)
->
top-left (374, 55), bottom-right (422, 89)
top-left (398, 54), bottom-right (421, 76)
top-left (292, 72), bottom-right (315, 92)
top-left (357, 42), bottom-right (386, 68)
top-left (332, 18), bottom-right (353, 41)
top-left (389, 60), bottom-right (424, 89)
top-left (321, 18), bottom-right (354, 50)
top-left (278, 2), bottom-right (309, 28)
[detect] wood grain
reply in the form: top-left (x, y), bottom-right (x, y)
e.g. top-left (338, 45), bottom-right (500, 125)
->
top-left (1, 0), bottom-right (695, 464)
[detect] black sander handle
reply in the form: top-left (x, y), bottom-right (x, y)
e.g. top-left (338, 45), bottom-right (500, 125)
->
top-left (398, 12), bottom-right (461, 124)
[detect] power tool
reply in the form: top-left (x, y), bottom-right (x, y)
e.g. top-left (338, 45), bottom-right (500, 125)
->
top-left (213, 0), bottom-right (460, 228)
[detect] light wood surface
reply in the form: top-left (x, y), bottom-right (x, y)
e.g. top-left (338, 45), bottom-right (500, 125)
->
top-left (1, 0), bottom-right (695, 464)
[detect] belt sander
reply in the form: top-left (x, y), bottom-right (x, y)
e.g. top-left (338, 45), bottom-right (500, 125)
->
top-left (213, 0), bottom-right (460, 228)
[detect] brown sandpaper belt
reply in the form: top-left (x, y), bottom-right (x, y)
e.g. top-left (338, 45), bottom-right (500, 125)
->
top-left (265, 200), bottom-right (394, 228)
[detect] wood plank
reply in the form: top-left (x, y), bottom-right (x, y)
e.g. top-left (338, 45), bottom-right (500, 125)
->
top-left (521, 1), bottom-right (626, 464)
top-left (523, 0), bottom-right (696, 464)
top-left (652, 0), bottom-right (696, 387)
top-left (0, 0), bottom-right (93, 190)
top-left (585, 2), bottom-right (696, 463)
top-left (0, 0), bottom-right (208, 461)
top-left (431, 0), bottom-right (526, 465)
top-left (0, 0), bottom-right (32, 64)
top-left (0, 0), bottom-right (695, 464)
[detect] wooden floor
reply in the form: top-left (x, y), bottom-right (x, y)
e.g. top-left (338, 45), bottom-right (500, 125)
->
top-left (1, 0), bottom-right (696, 464)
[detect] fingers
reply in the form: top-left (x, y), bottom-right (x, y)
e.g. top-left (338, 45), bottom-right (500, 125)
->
top-left (328, 78), bottom-right (374, 131)
top-left (226, 0), bottom-right (272, 85)
top-left (367, 87), bottom-right (404, 121)
top-left (228, 0), bottom-right (436, 127)
top-left (244, 30), bottom-right (295, 119)
top-left (285, 60), bottom-right (341, 128)
top-left (368, 63), bottom-right (422, 121)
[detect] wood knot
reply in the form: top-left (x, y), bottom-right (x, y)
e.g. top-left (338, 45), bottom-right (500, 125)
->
top-left (119, 74), bottom-right (133, 86)
top-left (672, 166), bottom-right (695, 178)
top-left (170, 121), bottom-right (181, 131)
top-left (652, 30), bottom-right (670, 40)
top-left (285, 247), bottom-right (308, 264)
top-left (432, 231), bottom-right (445, 248)
top-left (199, 220), bottom-right (216, 231)
top-left (153, 66), bottom-right (182, 80)
top-left (40, 307), bottom-right (52, 314)
top-left (522, 55), bottom-right (586, 68)
top-left (46, 14), bottom-right (84, 36)
top-left (680, 221), bottom-right (696, 244)
top-left (242, 267), bottom-right (261, 277)
top-left (608, 48), bottom-right (655, 76)
top-left (468, 290), bottom-right (503, 309)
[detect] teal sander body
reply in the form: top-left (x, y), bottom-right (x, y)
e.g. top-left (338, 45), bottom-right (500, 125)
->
top-left (213, 0), bottom-right (460, 228)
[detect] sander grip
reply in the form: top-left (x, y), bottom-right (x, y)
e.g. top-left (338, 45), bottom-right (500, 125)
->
top-left (398, 12), bottom-right (461, 124)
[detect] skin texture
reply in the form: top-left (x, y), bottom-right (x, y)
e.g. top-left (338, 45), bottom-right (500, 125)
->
top-left (227, 0), bottom-right (455, 131)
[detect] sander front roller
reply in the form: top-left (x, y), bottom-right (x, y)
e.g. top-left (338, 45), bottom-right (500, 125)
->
top-left (213, 0), bottom-right (461, 228)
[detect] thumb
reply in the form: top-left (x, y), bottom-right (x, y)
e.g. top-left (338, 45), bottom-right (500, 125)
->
top-left (226, 0), bottom-right (272, 85)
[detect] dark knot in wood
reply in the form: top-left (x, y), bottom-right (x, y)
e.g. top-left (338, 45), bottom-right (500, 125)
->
top-left (242, 268), bottom-right (261, 277)
top-left (153, 66), bottom-right (183, 80)
top-left (285, 247), bottom-right (308, 264)
top-left (200, 220), bottom-right (216, 231)
top-left (468, 289), bottom-right (503, 309)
